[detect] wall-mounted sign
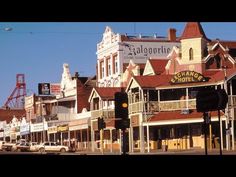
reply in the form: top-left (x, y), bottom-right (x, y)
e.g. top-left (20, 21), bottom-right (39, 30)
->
top-left (122, 42), bottom-right (180, 61)
top-left (50, 83), bottom-right (61, 95)
top-left (20, 124), bottom-right (30, 135)
top-left (31, 122), bottom-right (48, 132)
top-left (38, 83), bottom-right (50, 95)
top-left (57, 125), bottom-right (69, 132)
top-left (48, 126), bottom-right (58, 134)
top-left (170, 71), bottom-right (207, 84)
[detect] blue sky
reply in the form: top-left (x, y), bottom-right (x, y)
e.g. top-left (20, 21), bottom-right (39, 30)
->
top-left (0, 22), bottom-right (236, 107)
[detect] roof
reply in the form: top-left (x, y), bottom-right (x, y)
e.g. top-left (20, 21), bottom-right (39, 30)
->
top-left (149, 110), bottom-right (224, 122)
top-left (133, 68), bottom-right (236, 89)
top-left (134, 75), bottom-right (172, 88)
top-left (94, 87), bottom-right (123, 99)
top-left (149, 59), bottom-right (169, 74)
top-left (209, 40), bottom-right (236, 49)
top-left (0, 108), bottom-right (26, 123)
top-left (181, 22), bottom-right (208, 40)
top-left (121, 35), bottom-right (180, 42)
top-left (123, 63), bottom-right (146, 73)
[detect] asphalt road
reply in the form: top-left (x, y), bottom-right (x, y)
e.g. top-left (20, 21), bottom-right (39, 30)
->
top-left (1, 149), bottom-right (236, 155)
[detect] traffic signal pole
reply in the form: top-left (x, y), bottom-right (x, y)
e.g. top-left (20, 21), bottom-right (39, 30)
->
top-left (100, 129), bottom-right (104, 154)
top-left (218, 109), bottom-right (223, 155)
top-left (203, 112), bottom-right (208, 155)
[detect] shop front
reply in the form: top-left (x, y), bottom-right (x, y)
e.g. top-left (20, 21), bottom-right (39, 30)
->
top-left (69, 119), bottom-right (90, 151)
top-left (30, 122), bottom-right (48, 143)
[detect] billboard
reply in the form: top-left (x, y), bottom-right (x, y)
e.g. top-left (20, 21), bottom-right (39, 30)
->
top-left (38, 83), bottom-right (50, 95)
top-left (50, 83), bottom-right (61, 95)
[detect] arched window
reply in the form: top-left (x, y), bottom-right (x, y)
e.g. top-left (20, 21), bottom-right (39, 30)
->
top-left (189, 48), bottom-right (193, 61)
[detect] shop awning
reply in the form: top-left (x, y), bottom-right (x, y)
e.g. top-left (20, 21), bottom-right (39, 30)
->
top-left (57, 96), bottom-right (76, 102)
top-left (143, 110), bottom-right (226, 126)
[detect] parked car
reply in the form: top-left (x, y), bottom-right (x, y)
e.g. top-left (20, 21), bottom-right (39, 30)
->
top-left (1, 142), bottom-right (16, 151)
top-left (14, 142), bottom-right (31, 152)
top-left (37, 142), bottom-right (69, 153)
top-left (29, 142), bottom-right (40, 152)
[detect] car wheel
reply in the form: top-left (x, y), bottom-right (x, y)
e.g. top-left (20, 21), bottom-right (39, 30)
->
top-left (39, 148), bottom-right (45, 153)
top-left (60, 148), bottom-right (66, 153)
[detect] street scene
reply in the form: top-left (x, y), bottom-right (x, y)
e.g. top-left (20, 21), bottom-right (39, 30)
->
top-left (1, 22), bottom-right (236, 155)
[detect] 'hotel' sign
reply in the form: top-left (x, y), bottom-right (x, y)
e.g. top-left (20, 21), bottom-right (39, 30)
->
top-left (170, 71), bottom-right (207, 84)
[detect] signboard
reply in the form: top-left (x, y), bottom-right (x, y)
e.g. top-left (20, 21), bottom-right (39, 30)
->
top-left (57, 125), bottom-right (69, 132)
top-left (50, 83), bottom-right (61, 95)
top-left (170, 71), bottom-right (207, 84)
top-left (48, 126), bottom-right (58, 134)
top-left (38, 83), bottom-right (50, 95)
top-left (31, 122), bottom-right (48, 132)
top-left (4, 125), bottom-right (10, 137)
top-left (69, 124), bottom-right (88, 131)
top-left (122, 42), bottom-right (180, 61)
top-left (20, 124), bottom-right (30, 135)
top-left (25, 94), bottom-right (35, 109)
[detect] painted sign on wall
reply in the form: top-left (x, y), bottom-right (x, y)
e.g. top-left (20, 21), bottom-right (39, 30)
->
top-left (122, 42), bottom-right (180, 60)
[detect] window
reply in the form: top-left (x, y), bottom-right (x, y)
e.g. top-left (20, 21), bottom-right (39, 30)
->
top-left (189, 48), bottom-right (193, 61)
top-left (101, 62), bottom-right (105, 78)
top-left (108, 59), bottom-right (111, 76)
top-left (114, 56), bottom-right (118, 73)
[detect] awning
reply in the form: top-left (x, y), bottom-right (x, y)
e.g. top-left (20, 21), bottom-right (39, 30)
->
top-left (143, 110), bottom-right (226, 126)
top-left (69, 119), bottom-right (88, 131)
top-left (57, 96), bottom-right (76, 102)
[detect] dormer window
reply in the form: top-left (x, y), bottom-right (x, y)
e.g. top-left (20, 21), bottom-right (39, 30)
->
top-left (189, 48), bottom-right (193, 61)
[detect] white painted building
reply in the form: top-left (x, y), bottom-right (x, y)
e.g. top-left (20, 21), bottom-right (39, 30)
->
top-left (96, 26), bottom-right (180, 87)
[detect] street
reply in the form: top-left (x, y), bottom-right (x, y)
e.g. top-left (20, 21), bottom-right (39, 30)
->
top-left (1, 149), bottom-right (236, 155)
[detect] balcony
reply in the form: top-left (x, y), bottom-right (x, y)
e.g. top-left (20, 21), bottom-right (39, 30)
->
top-left (129, 99), bottom-right (197, 113)
top-left (129, 101), bottom-right (159, 114)
top-left (159, 99), bottom-right (196, 111)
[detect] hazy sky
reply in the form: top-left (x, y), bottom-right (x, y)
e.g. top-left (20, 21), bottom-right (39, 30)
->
top-left (1, 22), bottom-right (236, 107)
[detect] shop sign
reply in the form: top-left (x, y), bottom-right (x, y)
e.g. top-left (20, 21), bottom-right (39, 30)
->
top-left (69, 124), bottom-right (88, 131)
top-left (4, 125), bottom-right (10, 137)
top-left (20, 124), bottom-right (30, 135)
top-left (170, 70), bottom-right (207, 84)
top-left (31, 122), bottom-right (48, 132)
top-left (57, 125), bottom-right (69, 132)
top-left (48, 126), bottom-right (58, 134)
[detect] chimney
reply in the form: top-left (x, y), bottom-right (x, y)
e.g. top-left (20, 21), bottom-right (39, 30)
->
top-left (168, 28), bottom-right (176, 42)
top-left (75, 72), bottom-right (79, 78)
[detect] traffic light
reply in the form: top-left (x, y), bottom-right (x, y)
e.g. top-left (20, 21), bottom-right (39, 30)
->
top-left (98, 117), bottom-right (106, 130)
top-left (115, 92), bottom-right (128, 119)
top-left (115, 119), bottom-right (130, 130)
top-left (196, 89), bottom-right (228, 112)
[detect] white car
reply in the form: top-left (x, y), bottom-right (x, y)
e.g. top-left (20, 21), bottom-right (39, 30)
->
top-left (37, 142), bottom-right (69, 153)
top-left (29, 142), bottom-right (39, 152)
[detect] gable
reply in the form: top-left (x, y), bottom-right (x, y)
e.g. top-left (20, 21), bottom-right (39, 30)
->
top-left (143, 60), bottom-right (155, 76)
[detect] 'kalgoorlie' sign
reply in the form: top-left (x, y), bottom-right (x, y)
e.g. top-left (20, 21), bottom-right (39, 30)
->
top-left (170, 71), bottom-right (207, 84)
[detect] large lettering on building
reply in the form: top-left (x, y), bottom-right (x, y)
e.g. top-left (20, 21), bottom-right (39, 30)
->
top-left (170, 71), bottom-right (207, 84)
